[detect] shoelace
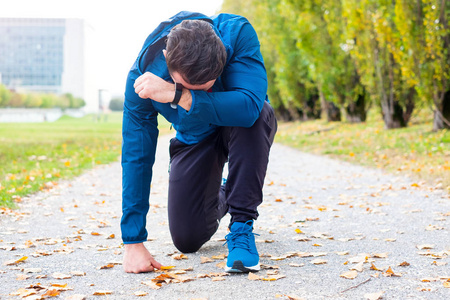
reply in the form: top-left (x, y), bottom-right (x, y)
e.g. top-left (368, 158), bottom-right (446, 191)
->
top-left (224, 230), bottom-right (260, 251)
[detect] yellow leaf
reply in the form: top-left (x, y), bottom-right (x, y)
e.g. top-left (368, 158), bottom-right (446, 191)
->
top-left (411, 183), bottom-right (419, 187)
top-left (444, 280), bottom-right (450, 288)
top-left (160, 266), bottom-right (175, 270)
top-left (16, 256), bottom-right (28, 262)
top-left (42, 289), bottom-right (61, 297)
top-left (295, 228), bottom-right (303, 234)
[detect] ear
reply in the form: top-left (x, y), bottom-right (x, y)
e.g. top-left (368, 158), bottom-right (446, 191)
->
top-left (162, 49), bottom-right (167, 59)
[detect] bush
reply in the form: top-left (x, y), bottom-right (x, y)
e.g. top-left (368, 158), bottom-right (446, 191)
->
top-left (0, 84), bottom-right (85, 109)
top-left (109, 98), bottom-right (124, 111)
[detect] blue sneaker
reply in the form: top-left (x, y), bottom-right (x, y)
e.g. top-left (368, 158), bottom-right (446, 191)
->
top-left (224, 220), bottom-right (260, 272)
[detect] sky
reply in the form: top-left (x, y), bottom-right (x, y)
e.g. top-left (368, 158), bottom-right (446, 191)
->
top-left (1, 0), bottom-right (224, 97)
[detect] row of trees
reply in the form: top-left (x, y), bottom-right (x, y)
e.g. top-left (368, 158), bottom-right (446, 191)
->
top-left (221, 0), bottom-right (450, 130)
top-left (0, 84), bottom-right (85, 109)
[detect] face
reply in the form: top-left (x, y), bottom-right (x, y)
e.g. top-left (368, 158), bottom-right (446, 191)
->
top-left (171, 71), bottom-right (216, 91)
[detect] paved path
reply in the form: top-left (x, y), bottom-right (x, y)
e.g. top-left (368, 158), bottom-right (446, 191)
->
top-left (1, 135), bottom-right (449, 300)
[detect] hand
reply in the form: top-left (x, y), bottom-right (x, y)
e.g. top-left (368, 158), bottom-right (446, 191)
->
top-left (134, 72), bottom-right (174, 102)
top-left (123, 243), bottom-right (162, 273)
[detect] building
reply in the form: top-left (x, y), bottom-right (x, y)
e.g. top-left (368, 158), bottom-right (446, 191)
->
top-left (0, 17), bottom-right (99, 112)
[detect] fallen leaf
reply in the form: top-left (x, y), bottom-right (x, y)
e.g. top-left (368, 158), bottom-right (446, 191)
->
top-left (160, 266), bottom-right (175, 270)
top-left (65, 295), bottom-right (87, 300)
top-left (289, 263), bottom-right (304, 267)
top-left (336, 251), bottom-right (349, 256)
top-left (444, 280), bottom-right (450, 288)
top-left (340, 270), bottom-right (358, 279)
top-left (23, 268), bottom-right (42, 273)
top-left (97, 264), bottom-right (114, 270)
top-left (216, 261), bottom-right (226, 269)
top-left (295, 229), bottom-right (303, 234)
top-left (42, 289), bottom-right (60, 297)
top-left (141, 280), bottom-right (161, 290)
top-left (93, 290), bottom-right (113, 295)
top-left (351, 262), bottom-right (364, 272)
top-left (211, 276), bottom-right (225, 281)
top-left (364, 291), bottom-right (384, 300)
top-left (417, 244), bottom-right (435, 250)
top-left (398, 261), bottom-right (410, 267)
top-left (172, 254), bottom-right (188, 260)
top-left (9, 288), bottom-right (37, 297)
top-left (16, 274), bottom-right (31, 280)
top-left (70, 271), bottom-right (86, 276)
top-left (431, 261), bottom-right (447, 266)
top-left (201, 257), bottom-right (213, 264)
top-left (310, 259), bottom-right (327, 265)
top-left (107, 234), bottom-right (115, 239)
top-left (134, 291), bottom-right (148, 296)
top-left (372, 253), bottom-right (388, 259)
top-left (52, 272), bottom-right (72, 279)
top-left (384, 266), bottom-right (402, 277)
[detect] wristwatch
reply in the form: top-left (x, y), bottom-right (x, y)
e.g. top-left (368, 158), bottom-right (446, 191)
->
top-left (170, 82), bottom-right (184, 109)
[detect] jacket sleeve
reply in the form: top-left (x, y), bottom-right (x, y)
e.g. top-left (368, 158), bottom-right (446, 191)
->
top-left (121, 68), bottom-right (159, 244)
top-left (181, 21), bottom-right (267, 128)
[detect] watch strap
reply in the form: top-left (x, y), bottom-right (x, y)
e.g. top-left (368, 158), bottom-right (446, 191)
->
top-left (170, 82), bottom-right (184, 109)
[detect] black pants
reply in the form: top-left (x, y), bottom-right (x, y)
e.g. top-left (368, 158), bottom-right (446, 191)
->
top-left (168, 102), bottom-right (277, 253)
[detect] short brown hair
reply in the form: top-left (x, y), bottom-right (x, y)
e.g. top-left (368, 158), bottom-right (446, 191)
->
top-left (166, 20), bottom-right (227, 85)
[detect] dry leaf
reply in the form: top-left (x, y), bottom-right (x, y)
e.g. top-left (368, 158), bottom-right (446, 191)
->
top-left (172, 254), bottom-right (188, 260)
top-left (310, 259), bottom-right (327, 265)
top-left (9, 288), bottom-right (37, 297)
top-left (364, 291), bottom-right (384, 300)
top-left (417, 244), bottom-right (435, 250)
top-left (134, 291), bottom-right (148, 296)
top-left (340, 270), bottom-right (358, 279)
top-left (201, 257), bottom-right (213, 264)
top-left (160, 266), bottom-right (175, 270)
top-left (216, 261), bottom-right (226, 269)
top-left (289, 263), bottom-right (304, 267)
top-left (65, 295), bottom-right (87, 300)
top-left (351, 262), bottom-right (364, 272)
top-left (286, 295), bottom-right (305, 300)
top-left (92, 290), bottom-right (113, 295)
top-left (372, 253), bottom-right (388, 259)
top-left (211, 276), bottom-right (225, 281)
top-left (42, 289), bottom-right (60, 297)
top-left (16, 274), bottom-right (31, 280)
top-left (398, 261), bottom-right (410, 267)
top-left (336, 251), bottom-right (349, 256)
top-left (141, 280), bottom-right (161, 290)
top-left (97, 264), bottom-right (114, 270)
top-left (444, 280), bottom-right (450, 288)
top-left (107, 234), bottom-right (115, 239)
top-left (384, 266), bottom-right (401, 277)
top-left (70, 271), bottom-right (86, 276)
top-left (23, 268), bottom-right (42, 273)
top-left (52, 272), bottom-right (72, 279)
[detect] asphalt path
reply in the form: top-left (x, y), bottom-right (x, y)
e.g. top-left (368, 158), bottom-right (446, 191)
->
top-left (1, 134), bottom-right (449, 299)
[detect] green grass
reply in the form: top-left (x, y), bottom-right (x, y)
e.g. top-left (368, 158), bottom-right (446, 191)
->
top-left (0, 112), bottom-right (171, 208)
top-left (275, 109), bottom-right (450, 192)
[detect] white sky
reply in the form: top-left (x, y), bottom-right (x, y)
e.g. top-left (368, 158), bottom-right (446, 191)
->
top-left (1, 0), bottom-right (224, 97)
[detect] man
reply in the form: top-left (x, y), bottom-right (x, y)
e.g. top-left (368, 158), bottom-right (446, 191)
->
top-left (121, 11), bottom-right (277, 274)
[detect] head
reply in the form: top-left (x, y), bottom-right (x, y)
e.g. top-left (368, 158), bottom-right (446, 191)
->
top-left (164, 19), bottom-right (227, 90)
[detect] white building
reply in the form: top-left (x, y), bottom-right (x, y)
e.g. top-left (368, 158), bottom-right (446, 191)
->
top-left (0, 18), bottom-right (99, 112)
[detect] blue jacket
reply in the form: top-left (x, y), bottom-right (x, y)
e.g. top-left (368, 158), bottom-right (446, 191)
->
top-left (121, 11), bottom-right (268, 244)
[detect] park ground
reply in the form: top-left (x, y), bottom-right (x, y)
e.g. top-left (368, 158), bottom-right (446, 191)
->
top-left (0, 112), bottom-right (449, 299)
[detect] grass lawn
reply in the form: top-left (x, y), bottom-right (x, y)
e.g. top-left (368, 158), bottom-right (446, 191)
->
top-left (275, 109), bottom-right (450, 192)
top-left (0, 112), bottom-right (170, 208)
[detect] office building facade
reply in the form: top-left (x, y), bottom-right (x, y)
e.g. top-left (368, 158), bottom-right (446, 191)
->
top-left (0, 18), bottom-right (98, 112)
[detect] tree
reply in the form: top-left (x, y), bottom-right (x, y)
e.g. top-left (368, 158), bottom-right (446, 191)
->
top-left (394, 0), bottom-right (450, 130)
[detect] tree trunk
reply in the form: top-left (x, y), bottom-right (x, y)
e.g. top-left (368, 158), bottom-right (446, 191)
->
top-left (346, 92), bottom-right (367, 123)
top-left (433, 90), bottom-right (450, 131)
top-left (326, 101), bottom-right (341, 122)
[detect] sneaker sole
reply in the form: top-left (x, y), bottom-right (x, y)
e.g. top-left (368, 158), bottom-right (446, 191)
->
top-left (225, 260), bottom-right (260, 273)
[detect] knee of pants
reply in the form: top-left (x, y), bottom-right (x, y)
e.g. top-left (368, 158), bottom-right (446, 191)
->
top-left (171, 230), bottom-right (206, 253)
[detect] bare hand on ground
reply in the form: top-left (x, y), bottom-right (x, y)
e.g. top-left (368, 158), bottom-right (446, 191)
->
top-left (123, 243), bottom-right (162, 273)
